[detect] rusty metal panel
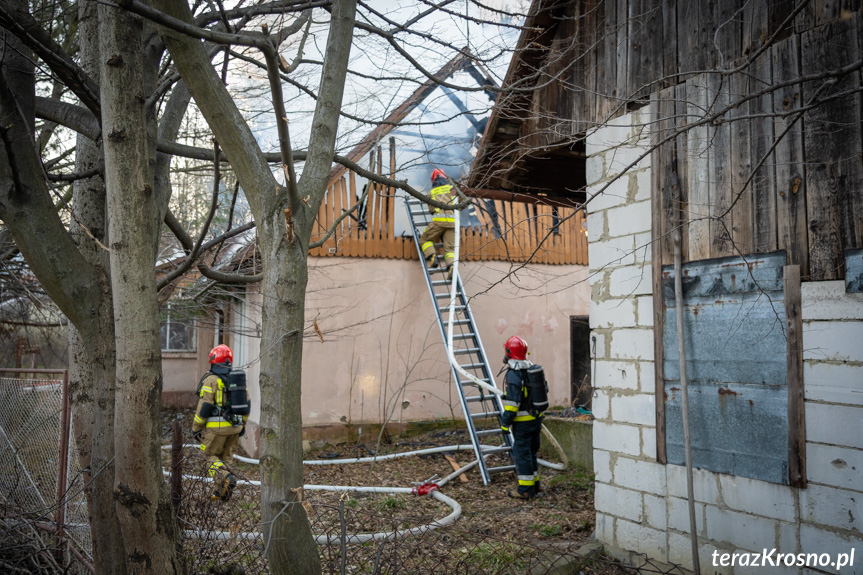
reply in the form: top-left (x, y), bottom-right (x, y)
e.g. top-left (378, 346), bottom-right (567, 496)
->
top-left (662, 251), bottom-right (789, 484)
top-left (846, 249), bottom-right (863, 293)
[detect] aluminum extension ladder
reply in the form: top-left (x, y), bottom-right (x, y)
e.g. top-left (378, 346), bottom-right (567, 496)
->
top-left (404, 195), bottom-right (514, 485)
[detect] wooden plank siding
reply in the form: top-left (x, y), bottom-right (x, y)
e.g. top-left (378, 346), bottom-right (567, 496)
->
top-left (472, 0), bottom-right (862, 274)
top-left (309, 166), bottom-right (588, 265)
top-left (802, 18), bottom-right (863, 280)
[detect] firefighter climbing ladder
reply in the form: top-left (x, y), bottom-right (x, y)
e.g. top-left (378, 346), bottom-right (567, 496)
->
top-left (404, 195), bottom-right (514, 485)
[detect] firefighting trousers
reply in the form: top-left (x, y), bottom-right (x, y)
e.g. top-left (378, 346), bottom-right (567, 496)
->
top-left (200, 430), bottom-right (240, 485)
top-left (419, 221), bottom-right (455, 267)
top-left (511, 418), bottom-right (542, 496)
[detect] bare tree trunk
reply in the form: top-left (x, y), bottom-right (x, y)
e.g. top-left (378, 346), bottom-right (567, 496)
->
top-left (99, 4), bottom-right (183, 573)
top-left (67, 3), bottom-right (128, 570)
top-left (257, 1), bottom-right (356, 571)
top-left (257, 238), bottom-right (320, 574)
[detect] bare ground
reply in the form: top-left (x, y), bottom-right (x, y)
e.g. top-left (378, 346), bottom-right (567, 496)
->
top-left (163, 409), bottom-right (631, 574)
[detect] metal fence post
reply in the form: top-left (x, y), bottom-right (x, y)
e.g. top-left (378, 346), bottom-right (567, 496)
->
top-left (171, 420), bottom-right (183, 515)
top-left (55, 369), bottom-right (71, 547)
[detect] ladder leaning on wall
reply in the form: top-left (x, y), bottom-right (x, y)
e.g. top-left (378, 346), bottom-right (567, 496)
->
top-left (404, 195), bottom-right (514, 486)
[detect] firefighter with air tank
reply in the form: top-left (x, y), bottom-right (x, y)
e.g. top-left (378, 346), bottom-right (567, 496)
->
top-left (499, 335), bottom-right (549, 500)
top-left (419, 168), bottom-right (458, 281)
top-left (192, 344), bottom-right (250, 501)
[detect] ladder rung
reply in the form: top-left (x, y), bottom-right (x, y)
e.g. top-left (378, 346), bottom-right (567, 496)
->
top-left (465, 394), bottom-right (494, 403)
top-left (453, 333), bottom-right (475, 340)
top-left (435, 292), bottom-right (461, 299)
top-left (481, 446), bottom-right (512, 455)
top-left (439, 305), bottom-right (466, 312)
top-left (453, 348), bottom-right (480, 355)
top-left (410, 210), bottom-right (430, 216)
top-left (431, 280), bottom-right (451, 286)
top-left (487, 465), bottom-right (516, 473)
top-left (460, 362), bottom-right (485, 370)
top-left (475, 429), bottom-right (505, 436)
top-left (451, 319), bottom-right (471, 326)
top-left (459, 378), bottom-right (490, 385)
top-left (469, 410), bottom-right (500, 419)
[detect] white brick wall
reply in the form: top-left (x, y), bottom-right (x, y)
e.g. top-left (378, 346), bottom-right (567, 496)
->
top-left (593, 420), bottom-right (641, 456)
top-left (588, 235), bottom-right (637, 269)
top-left (643, 493), bottom-right (668, 531)
top-left (803, 362), bottom-right (863, 405)
top-left (803, 321), bottom-right (863, 362)
top-left (607, 201), bottom-right (652, 237)
top-left (609, 265), bottom-right (653, 297)
top-left (801, 280), bottom-right (863, 320)
top-left (586, 175), bottom-right (630, 212)
top-left (613, 457), bottom-right (666, 494)
top-left (593, 449), bottom-right (612, 483)
top-left (806, 443), bottom-right (863, 490)
top-left (593, 360), bottom-right (639, 391)
top-left (666, 465), bottom-right (721, 505)
top-left (590, 298), bottom-right (636, 329)
top-left (718, 473), bottom-right (796, 522)
top-left (799, 525), bottom-right (862, 575)
top-left (805, 402), bottom-right (863, 449)
top-left (587, 108), bottom-right (863, 574)
top-left (799, 484), bottom-right (863, 533)
top-left (595, 483), bottom-right (643, 522)
top-left (609, 328), bottom-right (654, 360)
top-left (611, 394), bottom-right (656, 427)
top-left (706, 507), bottom-right (778, 551)
top-left (667, 496), bottom-right (705, 535)
top-left (616, 520), bottom-right (668, 562)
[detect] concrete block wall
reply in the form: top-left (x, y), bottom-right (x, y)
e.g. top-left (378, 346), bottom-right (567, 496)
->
top-left (588, 110), bottom-right (863, 574)
top-left (587, 109), bottom-right (669, 563)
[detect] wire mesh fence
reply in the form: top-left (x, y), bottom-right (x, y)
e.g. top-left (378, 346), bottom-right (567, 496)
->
top-left (0, 369), bottom-right (92, 574)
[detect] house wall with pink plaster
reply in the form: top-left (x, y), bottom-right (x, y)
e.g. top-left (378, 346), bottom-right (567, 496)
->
top-left (162, 257), bottom-right (589, 454)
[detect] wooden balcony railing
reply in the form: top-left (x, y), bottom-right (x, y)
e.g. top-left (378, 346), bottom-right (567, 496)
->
top-left (309, 171), bottom-right (588, 266)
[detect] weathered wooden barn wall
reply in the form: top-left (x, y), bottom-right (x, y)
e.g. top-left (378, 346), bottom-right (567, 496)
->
top-left (648, 16), bottom-right (863, 281)
top-left (508, 0), bottom-right (862, 280)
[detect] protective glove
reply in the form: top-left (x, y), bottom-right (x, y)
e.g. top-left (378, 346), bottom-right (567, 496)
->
top-left (192, 430), bottom-right (203, 443)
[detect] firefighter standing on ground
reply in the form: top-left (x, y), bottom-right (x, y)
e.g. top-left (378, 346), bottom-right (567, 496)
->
top-left (419, 168), bottom-right (458, 279)
top-left (499, 335), bottom-right (545, 500)
top-left (192, 344), bottom-right (246, 501)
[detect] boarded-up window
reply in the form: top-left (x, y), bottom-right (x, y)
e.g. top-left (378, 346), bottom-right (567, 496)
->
top-left (662, 252), bottom-right (789, 484)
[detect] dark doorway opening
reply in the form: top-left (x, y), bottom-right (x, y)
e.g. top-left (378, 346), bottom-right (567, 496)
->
top-left (570, 316), bottom-right (591, 409)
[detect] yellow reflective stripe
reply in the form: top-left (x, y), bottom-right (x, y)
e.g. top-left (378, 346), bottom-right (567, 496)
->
top-left (194, 415), bottom-right (205, 424)
top-left (504, 405), bottom-right (519, 412)
top-left (421, 241), bottom-right (434, 251)
top-left (513, 414), bottom-right (537, 422)
top-left (518, 479), bottom-right (536, 486)
top-left (208, 461), bottom-right (223, 477)
top-left (432, 216), bottom-right (455, 222)
top-left (205, 421), bottom-right (235, 428)
top-left (200, 386), bottom-right (213, 396)
top-left (444, 252), bottom-right (454, 258)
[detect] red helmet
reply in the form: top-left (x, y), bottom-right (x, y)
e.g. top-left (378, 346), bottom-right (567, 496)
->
top-left (504, 336), bottom-right (528, 360)
top-left (430, 168), bottom-right (447, 182)
top-left (209, 344), bottom-right (233, 365)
